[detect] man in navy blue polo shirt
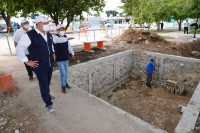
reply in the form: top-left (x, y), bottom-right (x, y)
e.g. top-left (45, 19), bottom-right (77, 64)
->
top-left (146, 59), bottom-right (155, 88)
top-left (16, 16), bottom-right (55, 113)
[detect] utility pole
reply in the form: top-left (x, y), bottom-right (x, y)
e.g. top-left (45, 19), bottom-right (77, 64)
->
top-left (193, 12), bottom-right (199, 39)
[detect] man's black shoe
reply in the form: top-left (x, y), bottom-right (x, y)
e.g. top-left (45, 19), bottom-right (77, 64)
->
top-left (29, 76), bottom-right (33, 81)
top-left (62, 86), bottom-right (66, 93)
top-left (65, 83), bottom-right (71, 89)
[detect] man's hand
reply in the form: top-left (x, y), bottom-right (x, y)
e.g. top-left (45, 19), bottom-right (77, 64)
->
top-left (53, 53), bottom-right (56, 61)
top-left (25, 60), bottom-right (39, 68)
top-left (14, 42), bottom-right (18, 47)
top-left (71, 55), bottom-right (75, 60)
top-left (68, 37), bottom-right (75, 40)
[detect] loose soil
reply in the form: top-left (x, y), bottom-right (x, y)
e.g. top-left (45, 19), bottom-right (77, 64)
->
top-left (0, 72), bottom-right (46, 133)
top-left (0, 92), bottom-right (46, 133)
top-left (99, 79), bottom-right (192, 133)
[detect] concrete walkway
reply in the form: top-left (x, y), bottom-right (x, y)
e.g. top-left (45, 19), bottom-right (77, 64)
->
top-left (158, 31), bottom-right (200, 43)
top-left (0, 56), bottom-right (166, 133)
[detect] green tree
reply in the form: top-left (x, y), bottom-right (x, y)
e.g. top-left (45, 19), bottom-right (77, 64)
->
top-left (105, 10), bottom-right (119, 17)
top-left (0, 0), bottom-right (19, 32)
top-left (93, 12), bottom-right (100, 17)
top-left (18, 0), bottom-right (105, 29)
top-left (170, 0), bottom-right (191, 31)
top-left (121, 0), bottom-right (172, 30)
top-left (121, 0), bottom-right (192, 31)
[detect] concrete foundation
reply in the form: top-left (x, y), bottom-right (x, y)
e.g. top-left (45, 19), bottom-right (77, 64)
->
top-left (53, 49), bottom-right (200, 132)
top-left (54, 50), bottom-right (134, 95)
top-left (58, 50), bottom-right (200, 95)
top-left (133, 50), bottom-right (200, 92)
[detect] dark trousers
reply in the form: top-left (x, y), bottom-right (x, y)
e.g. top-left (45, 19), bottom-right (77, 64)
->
top-left (24, 55), bottom-right (33, 77)
top-left (184, 27), bottom-right (188, 34)
top-left (33, 67), bottom-right (53, 107)
top-left (146, 73), bottom-right (152, 87)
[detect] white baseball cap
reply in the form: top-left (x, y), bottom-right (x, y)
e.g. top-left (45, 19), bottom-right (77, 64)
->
top-left (56, 24), bottom-right (65, 29)
top-left (20, 19), bottom-right (28, 24)
top-left (35, 16), bottom-right (48, 23)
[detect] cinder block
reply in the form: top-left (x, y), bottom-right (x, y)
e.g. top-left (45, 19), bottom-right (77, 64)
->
top-left (175, 88), bottom-right (179, 95)
top-left (170, 87), bottom-right (175, 94)
top-left (0, 75), bottom-right (16, 92)
top-left (167, 86), bottom-right (171, 93)
top-left (166, 80), bottom-right (177, 87)
top-left (178, 86), bottom-right (184, 96)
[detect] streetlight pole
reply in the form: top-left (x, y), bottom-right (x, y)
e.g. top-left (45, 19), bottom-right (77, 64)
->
top-left (193, 12), bottom-right (199, 39)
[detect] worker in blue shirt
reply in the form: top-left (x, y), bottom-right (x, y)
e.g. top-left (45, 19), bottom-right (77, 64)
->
top-left (146, 59), bottom-right (155, 88)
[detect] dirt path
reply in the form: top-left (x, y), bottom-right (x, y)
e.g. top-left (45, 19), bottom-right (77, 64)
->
top-left (0, 56), bottom-right (166, 133)
top-left (99, 79), bottom-right (192, 133)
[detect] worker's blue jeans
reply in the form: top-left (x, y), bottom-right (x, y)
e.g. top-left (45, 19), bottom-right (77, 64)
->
top-left (33, 67), bottom-right (53, 107)
top-left (57, 60), bottom-right (69, 87)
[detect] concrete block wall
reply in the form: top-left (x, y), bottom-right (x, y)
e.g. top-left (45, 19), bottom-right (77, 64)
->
top-left (54, 50), bottom-right (200, 94)
top-left (53, 50), bottom-right (134, 95)
top-left (133, 50), bottom-right (200, 92)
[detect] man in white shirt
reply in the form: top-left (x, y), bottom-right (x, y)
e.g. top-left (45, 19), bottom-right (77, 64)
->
top-left (13, 19), bottom-right (33, 80)
top-left (16, 16), bottom-right (55, 113)
top-left (53, 24), bottom-right (75, 93)
top-left (184, 19), bottom-right (189, 34)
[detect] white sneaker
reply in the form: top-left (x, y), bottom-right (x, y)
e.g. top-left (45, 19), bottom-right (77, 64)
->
top-left (47, 105), bottom-right (55, 113)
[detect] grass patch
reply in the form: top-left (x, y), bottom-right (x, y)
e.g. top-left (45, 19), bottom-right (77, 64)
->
top-left (161, 36), bottom-right (175, 39)
top-left (147, 30), bottom-right (176, 33)
top-left (189, 30), bottom-right (200, 34)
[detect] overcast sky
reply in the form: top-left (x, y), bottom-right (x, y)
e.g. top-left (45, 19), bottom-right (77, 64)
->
top-left (104, 0), bottom-right (122, 11)
top-left (85, 0), bottom-right (123, 17)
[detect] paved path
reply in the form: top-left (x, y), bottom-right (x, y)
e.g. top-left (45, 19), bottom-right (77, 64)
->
top-left (158, 31), bottom-right (200, 43)
top-left (0, 56), bottom-right (166, 133)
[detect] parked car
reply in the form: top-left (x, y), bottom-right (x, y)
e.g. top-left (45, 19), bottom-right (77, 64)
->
top-left (142, 23), bottom-right (149, 28)
top-left (0, 20), bottom-right (7, 32)
top-left (134, 24), bottom-right (142, 28)
top-left (105, 23), bottom-right (112, 27)
top-left (119, 23), bottom-right (130, 28)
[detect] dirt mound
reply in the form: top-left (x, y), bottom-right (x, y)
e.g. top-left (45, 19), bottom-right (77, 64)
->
top-left (110, 28), bottom-right (200, 59)
top-left (113, 28), bottom-right (169, 45)
top-left (171, 40), bottom-right (200, 58)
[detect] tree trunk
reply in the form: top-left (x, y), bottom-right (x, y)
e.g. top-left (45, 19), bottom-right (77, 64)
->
top-left (53, 18), bottom-right (59, 26)
top-left (65, 18), bottom-right (70, 30)
top-left (156, 22), bottom-right (160, 31)
top-left (0, 10), bottom-right (13, 32)
top-left (177, 21), bottom-right (182, 31)
top-left (147, 23), bottom-right (151, 31)
top-left (49, 13), bottom-right (59, 26)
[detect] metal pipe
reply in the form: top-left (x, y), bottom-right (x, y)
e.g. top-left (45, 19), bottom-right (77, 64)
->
top-left (193, 12), bottom-right (199, 38)
top-left (6, 36), bottom-right (12, 56)
top-left (94, 30), bottom-right (95, 40)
